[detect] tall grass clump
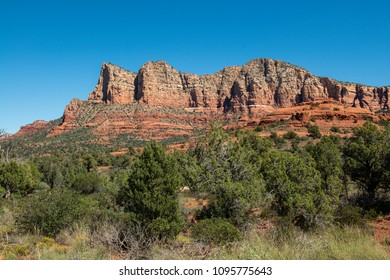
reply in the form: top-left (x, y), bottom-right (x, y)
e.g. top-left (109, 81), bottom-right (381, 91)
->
top-left (214, 225), bottom-right (389, 260)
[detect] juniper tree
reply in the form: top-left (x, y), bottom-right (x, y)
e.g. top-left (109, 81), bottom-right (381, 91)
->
top-left (117, 142), bottom-right (184, 240)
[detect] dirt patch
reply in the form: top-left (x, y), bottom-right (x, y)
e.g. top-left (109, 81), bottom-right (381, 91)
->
top-left (183, 198), bottom-right (208, 209)
top-left (372, 216), bottom-right (390, 245)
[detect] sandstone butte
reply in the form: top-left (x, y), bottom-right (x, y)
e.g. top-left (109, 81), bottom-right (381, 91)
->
top-left (13, 58), bottom-right (390, 140)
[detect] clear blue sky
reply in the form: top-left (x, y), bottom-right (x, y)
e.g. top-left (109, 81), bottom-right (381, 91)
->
top-left (1, 0), bottom-right (389, 133)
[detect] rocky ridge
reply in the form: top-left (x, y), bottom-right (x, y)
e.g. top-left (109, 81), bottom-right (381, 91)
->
top-left (87, 58), bottom-right (387, 111)
top-left (13, 58), bottom-right (390, 142)
top-left (13, 120), bottom-right (49, 138)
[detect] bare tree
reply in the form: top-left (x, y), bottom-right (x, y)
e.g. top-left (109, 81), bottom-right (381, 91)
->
top-left (0, 128), bottom-right (5, 161)
top-left (0, 129), bottom-right (14, 162)
top-left (94, 222), bottom-right (157, 259)
top-left (2, 189), bottom-right (10, 200)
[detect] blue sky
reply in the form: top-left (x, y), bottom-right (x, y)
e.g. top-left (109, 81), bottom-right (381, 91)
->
top-left (1, 0), bottom-right (389, 133)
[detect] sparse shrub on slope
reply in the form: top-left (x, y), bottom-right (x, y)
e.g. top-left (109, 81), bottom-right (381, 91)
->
top-left (192, 218), bottom-right (241, 245)
top-left (306, 124), bottom-right (322, 139)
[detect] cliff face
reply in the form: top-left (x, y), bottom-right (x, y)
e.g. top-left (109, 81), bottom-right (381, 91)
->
top-left (229, 59), bottom-right (326, 113)
top-left (88, 63), bottom-right (137, 104)
top-left (88, 58), bottom-right (363, 113)
top-left (13, 120), bottom-right (49, 137)
top-left (136, 62), bottom-right (243, 109)
top-left (38, 58), bottom-right (389, 141)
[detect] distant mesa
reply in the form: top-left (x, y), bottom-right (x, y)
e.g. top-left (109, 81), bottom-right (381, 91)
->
top-left (86, 58), bottom-right (388, 113)
top-left (13, 120), bottom-right (48, 138)
top-left (87, 59), bottom-right (337, 111)
top-left (11, 58), bottom-right (390, 140)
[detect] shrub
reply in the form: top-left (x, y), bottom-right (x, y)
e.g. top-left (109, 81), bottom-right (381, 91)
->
top-left (117, 142), bottom-right (184, 240)
top-left (254, 126), bottom-right (263, 132)
top-left (261, 150), bottom-right (330, 229)
top-left (376, 119), bottom-right (390, 128)
top-left (0, 161), bottom-right (41, 195)
top-left (72, 172), bottom-right (102, 194)
top-left (192, 218), bottom-right (241, 245)
top-left (269, 132), bottom-right (286, 146)
top-left (362, 115), bottom-right (373, 122)
top-left (283, 130), bottom-right (298, 140)
top-left (196, 181), bottom-right (263, 227)
top-left (334, 205), bottom-right (365, 227)
top-left (189, 128), bottom-right (265, 227)
top-left (307, 124), bottom-right (322, 139)
top-left (306, 136), bottom-right (344, 202)
top-left (16, 189), bottom-right (83, 237)
top-left (330, 126), bottom-right (341, 133)
top-left (343, 122), bottom-right (390, 200)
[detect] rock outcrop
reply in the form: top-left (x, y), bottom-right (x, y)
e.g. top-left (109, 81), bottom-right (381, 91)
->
top-left (13, 120), bottom-right (49, 137)
top-left (47, 98), bottom-right (83, 137)
top-left (229, 59), bottom-right (326, 113)
top-left (88, 63), bottom-right (137, 104)
top-left (89, 58), bottom-right (373, 114)
top-left (33, 58), bottom-right (390, 141)
top-left (135, 61), bottom-right (243, 110)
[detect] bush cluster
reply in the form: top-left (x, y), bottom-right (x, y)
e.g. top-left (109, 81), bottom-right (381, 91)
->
top-left (1, 121), bottom-right (389, 258)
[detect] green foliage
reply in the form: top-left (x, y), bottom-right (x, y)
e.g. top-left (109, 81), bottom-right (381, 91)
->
top-left (269, 120), bottom-right (289, 128)
top-left (362, 115), bottom-right (373, 122)
top-left (189, 128), bottom-right (265, 226)
top-left (254, 126), bottom-right (263, 132)
top-left (0, 185), bottom-right (5, 196)
top-left (83, 153), bottom-right (97, 172)
top-left (33, 155), bottom-right (86, 188)
top-left (172, 151), bottom-right (201, 191)
top-left (344, 122), bottom-right (390, 200)
top-left (283, 130), bottom-right (298, 140)
top-left (0, 161), bottom-right (41, 195)
top-left (306, 124), bottom-right (322, 139)
top-left (306, 136), bottom-right (344, 202)
top-left (72, 172), bottom-right (103, 194)
top-left (375, 119), bottom-right (390, 129)
top-left (117, 142), bottom-right (184, 240)
top-left (334, 205), bottom-right (365, 227)
top-left (197, 181), bottom-right (262, 227)
top-left (191, 218), bottom-right (241, 245)
top-left (330, 126), bottom-right (341, 133)
top-left (16, 189), bottom-right (84, 237)
top-left (261, 150), bottom-right (330, 229)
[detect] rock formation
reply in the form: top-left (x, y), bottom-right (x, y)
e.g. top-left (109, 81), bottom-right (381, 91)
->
top-left (12, 58), bottom-right (389, 142)
top-left (229, 59), bottom-right (326, 113)
top-left (88, 63), bottom-right (137, 104)
top-left (89, 58), bottom-right (381, 115)
top-left (13, 120), bottom-right (49, 137)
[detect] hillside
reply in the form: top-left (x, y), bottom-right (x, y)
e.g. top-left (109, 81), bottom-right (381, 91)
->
top-left (1, 58), bottom-right (390, 260)
top-left (4, 58), bottom-right (390, 158)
